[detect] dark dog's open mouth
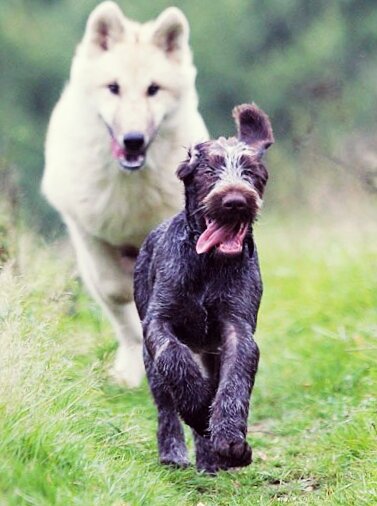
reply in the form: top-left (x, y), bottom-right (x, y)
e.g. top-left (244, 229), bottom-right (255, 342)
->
top-left (196, 218), bottom-right (249, 256)
top-left (111, 138), bottom-right (146, 171)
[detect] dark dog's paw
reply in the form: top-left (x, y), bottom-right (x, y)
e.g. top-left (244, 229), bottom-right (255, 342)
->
top-left (195, 449), bottom-right (220, 475)
top-left (213, 438), bottom-right (252, 468)
top-left (196, 461), bottom-right (219, 475)
top-left (160, 454), bottom-right (190, 469)
top-left (155, 340), bottom-right (211, 392)
top-left (159, 439), bottom-right (190, 469)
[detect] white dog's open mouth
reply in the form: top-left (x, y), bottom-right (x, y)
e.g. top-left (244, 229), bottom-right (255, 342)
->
top-left (111, 138), bottom-right (146, 171)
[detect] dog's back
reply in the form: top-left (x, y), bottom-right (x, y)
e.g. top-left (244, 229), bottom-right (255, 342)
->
top-left (134, 218), bottom-right (173, 320)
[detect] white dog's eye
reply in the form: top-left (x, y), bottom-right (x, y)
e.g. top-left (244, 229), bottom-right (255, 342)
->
top-left (147, 83), bottom-right (160, 97)
top-left (107, 82), bottom-right (120, 95)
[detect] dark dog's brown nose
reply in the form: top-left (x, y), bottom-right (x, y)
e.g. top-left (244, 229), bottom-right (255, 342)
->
top-left (222, 192), bottom-right (248, 211)
top-left (123, 131), bottom-right (145, 152)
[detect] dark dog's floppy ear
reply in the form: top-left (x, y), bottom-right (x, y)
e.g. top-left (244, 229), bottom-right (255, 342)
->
top-left (233, 103), bottom-right (274, 154)
top-left (176, 147), bottom-right (199, 181)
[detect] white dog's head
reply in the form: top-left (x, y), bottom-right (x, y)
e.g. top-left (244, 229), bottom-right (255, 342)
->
top-left (71, 1), bottom-right (197, 171)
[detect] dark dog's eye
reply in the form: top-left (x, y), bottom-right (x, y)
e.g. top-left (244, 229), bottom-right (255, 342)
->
top-left (147, 83), bottom-right (160, 97)
top-left (243, 167), bottom-right (254, 178)
top-left (108, 82), bottom-right (120, 95)
top-left (202, 166), bottom-right (215, 177)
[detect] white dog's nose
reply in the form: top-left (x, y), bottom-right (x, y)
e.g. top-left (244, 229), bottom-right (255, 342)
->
top-left (123, 131), bottom-right (145, 152)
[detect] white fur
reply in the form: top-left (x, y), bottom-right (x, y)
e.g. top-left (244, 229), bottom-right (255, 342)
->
top-left (206, 139), bottom-right (263, 208)
top-left (209, 137), bottom-right (258, 184)
top-left (42, 2), bottom-right (208, 387)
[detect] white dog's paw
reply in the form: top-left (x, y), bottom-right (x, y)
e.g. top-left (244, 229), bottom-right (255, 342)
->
top-left (109, 343), bottom-right (145, 388)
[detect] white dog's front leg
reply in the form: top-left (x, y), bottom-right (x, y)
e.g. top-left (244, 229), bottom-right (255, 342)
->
top-left (108, 302), bottom-right (144, 388)
top-left (64, 216), bottom-right (145, 388)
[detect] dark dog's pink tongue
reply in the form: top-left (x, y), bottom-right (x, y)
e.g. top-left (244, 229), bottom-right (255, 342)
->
top-left (196, 222), bottom-right (228, 254)
top-left (196, 221), bottom-right (249, 255)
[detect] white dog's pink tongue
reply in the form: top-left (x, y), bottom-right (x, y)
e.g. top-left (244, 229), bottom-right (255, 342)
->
top-left (196, 222), bottom-right (247, 255)
top-left (111, 138), bottom-right (125, 159)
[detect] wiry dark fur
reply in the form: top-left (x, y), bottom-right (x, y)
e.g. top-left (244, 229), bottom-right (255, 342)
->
top-left (134, 103), bottom-right (274, 473)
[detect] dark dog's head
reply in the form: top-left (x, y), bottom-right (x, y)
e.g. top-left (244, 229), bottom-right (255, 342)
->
top-left (177, 103), bottom-right (274, 256)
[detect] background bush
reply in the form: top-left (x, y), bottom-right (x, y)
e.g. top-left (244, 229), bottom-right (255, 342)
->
top-left (0, 0), bottom-right (376, 234)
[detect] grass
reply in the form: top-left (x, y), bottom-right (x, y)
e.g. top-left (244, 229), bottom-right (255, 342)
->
top-left (0, 215), bottom-right (376, 505)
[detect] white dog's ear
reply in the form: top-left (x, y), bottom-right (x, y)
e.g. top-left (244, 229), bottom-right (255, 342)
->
top-left (152, 7), bottom-right (189, 57)
top-left (84, 1), bottom-right (125, 51)
top-left (233, 103), bottom-right (274, 155)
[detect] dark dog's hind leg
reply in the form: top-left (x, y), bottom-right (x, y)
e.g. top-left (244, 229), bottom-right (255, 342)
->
top-left (144, 347), bottom-right (189, 468)
top-left (193, 430), bottom-right (219, 474)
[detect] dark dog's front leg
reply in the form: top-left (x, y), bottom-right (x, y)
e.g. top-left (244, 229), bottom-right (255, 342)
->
top-left (144, 318), bottom-right (215, 435)
top-left (210, 320), bottom-right (259, 468)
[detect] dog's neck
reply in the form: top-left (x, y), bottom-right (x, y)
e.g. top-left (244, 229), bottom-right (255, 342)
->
top-left (184, 193), bottom-right (203, 239)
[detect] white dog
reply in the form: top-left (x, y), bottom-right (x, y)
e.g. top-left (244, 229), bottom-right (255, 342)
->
top-left (42, 1), bottom-right (208, 387)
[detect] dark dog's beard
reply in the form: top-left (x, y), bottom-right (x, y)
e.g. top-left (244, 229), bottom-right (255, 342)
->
top-left (196, 219), bottom-right (249, 255)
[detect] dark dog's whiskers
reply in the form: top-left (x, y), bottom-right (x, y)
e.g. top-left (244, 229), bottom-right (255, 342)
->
top-left (190, 204), bottom-right (207, 217)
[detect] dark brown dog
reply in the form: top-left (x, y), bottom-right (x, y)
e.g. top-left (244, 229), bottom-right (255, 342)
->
top-left (134, 103), bottom-right (274, 473)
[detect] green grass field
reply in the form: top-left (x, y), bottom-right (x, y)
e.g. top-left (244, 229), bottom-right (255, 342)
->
top-left (0, 216), bottom-right (376, 505)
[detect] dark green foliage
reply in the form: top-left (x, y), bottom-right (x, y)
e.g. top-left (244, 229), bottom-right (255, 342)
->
top-left (0, 0), bottom-right (376, 233)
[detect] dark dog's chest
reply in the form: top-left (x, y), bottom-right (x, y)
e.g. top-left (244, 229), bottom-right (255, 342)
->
top-left (172, 289), bottom-right (223, 353)
top-left (173, 302), bottom-right (221, 353)
top-left (168, 253), bottom-right (257, 352)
